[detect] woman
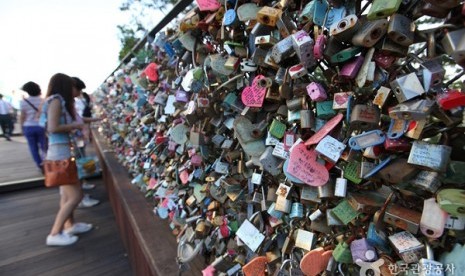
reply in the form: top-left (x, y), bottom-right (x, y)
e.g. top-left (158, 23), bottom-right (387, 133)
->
top-left (41, 73), bottom-right (92, 246)
top-left (20, 81), bottom-right (47, 172)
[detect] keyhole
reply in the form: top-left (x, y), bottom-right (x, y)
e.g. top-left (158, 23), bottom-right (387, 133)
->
top-left (426, 229), bottom-right (435, 235)
top-left (262, 15), bottom-right (270, 24)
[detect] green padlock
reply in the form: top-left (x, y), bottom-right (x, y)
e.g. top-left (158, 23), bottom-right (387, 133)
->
top-left (442, 161), bottom-right (465, 184)
top-left (367, 0), bottom-right (402, 20)
top-left (316, 101), bottom-right (337, 119)
top-left (437, 189), bottom-right (465, 216)
top-left (269, 118), bottom-right (286, 139)
top-left (223, 93), bottom-right (237, 109)
top-left (330, 46), bottom-right (362, 63)
top-left (333, 242), bottom-right (353, 264)
top-left (331, 199), bottom-right (360, 225)
top-left (344, 162), bottom-right (363, 184)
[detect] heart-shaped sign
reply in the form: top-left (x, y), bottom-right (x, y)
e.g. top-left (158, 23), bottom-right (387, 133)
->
top-left (242, 256), bottom-right (267, 276)
top-left (241, 75), bottom-right (267, 107)
top-left (300, 248), bottom-right (333, 276)
top-left (287, 143), bottom-right (329, 186)
top-left (241, 86), bottom-right (266, 107)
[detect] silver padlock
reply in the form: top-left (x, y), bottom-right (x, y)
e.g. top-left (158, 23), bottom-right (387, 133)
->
top-left (408, 141), bottom-right (452, 172)
top-left (330, 14), bottom-right (360, 43)
top-left (352, 19), bottom-right (388, 47)
top-left (390, 73), bottom-right (426, 103)
top-left (388, 98), bottom-right (435, 121)
top-left (409, 170), bottom-right (441, 193)
top-left (388, 231), bottom-right (424, 264)
top-left (387, 14), bottom-right (415, 46)
top-left (271, 35), bottom-right (295, 64)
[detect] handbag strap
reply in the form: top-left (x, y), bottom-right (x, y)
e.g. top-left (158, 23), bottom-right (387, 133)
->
top-left (24, 98), bottom-right (39, 112)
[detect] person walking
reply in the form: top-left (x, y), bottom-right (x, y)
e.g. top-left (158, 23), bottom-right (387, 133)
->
top-left (0, 93), bottom-right (13, 141)
top-left (72, 77), bottom-right (100, 207)
top-left (20, 81), bottom-right (47, 172)
top-left (40, 73), bottom-right (92, 246)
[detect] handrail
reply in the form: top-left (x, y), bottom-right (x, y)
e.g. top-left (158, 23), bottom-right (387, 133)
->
top-left (104, 0), bottom-right (193, 83)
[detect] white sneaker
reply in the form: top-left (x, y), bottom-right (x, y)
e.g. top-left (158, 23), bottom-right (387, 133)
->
top-left (46, 232), bottom-right (78, 246)
top-left (64, 222), bottom-right (93, 235)
top-left (78, 194), bottom-right (100, 208)
top-left (82, 182), bottom-right (95, 190)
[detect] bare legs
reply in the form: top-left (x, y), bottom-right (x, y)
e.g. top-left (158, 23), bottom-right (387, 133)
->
top-left (50, 184), bottom-right (83, 235)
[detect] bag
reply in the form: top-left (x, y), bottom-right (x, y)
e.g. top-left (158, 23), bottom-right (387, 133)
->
top-left (43, 158), bottom-right (79, 187)
top-left (76, 156), bottom-right (101, 179)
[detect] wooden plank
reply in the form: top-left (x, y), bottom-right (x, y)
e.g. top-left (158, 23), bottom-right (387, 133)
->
top-left (0, 135), bottom-right (43, 185)
top-left (0, 176), bottom-right (132, 275)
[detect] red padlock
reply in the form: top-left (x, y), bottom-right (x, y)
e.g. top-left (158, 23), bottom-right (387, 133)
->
top-left (437, 89), bottom-right (465, 110)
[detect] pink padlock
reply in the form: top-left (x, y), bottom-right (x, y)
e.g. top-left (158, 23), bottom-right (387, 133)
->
top-left (339, 56), bottom-right (364, 79)
top-left (306, 82), bottom-right (327, 102)
top-left (313, 35), bottom-right (327, 60)
top-left (191, 154), bottom-right (203, 167)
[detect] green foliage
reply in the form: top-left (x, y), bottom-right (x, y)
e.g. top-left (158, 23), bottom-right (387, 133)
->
top-left (117, 25), bottom-right (139, 61)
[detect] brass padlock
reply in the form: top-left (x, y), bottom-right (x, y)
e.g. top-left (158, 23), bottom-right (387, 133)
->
top-left (256, 6), bottom-right (282, 27)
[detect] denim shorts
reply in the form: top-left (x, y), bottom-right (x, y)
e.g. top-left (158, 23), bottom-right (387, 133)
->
top-left (46, 144), bottom-right (71, 161)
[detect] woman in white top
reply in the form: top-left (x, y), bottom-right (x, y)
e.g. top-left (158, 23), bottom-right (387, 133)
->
top-left (20, 81), bottom-right (47, 172)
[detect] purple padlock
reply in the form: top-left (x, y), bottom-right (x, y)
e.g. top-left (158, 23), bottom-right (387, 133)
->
top-left (306, 82), bottom-right (327, 102)
top-left (191, 154), bottom-right (203, 167)
top-left (350, 238), bottom-right (377, 262)
top-left (175, 89), bottom-right (190, 103)
top-left (339, 56), bottom-right (364, 79)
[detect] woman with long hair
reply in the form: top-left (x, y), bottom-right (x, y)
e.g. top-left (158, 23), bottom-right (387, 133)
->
top-left (41, 73), bottom-right (92, 246)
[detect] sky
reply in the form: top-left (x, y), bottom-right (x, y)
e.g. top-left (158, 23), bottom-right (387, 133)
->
top-left (0, 0), bottom-right (163, 106)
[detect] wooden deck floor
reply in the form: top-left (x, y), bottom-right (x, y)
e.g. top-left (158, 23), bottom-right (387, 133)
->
top-left (0, 134), bottom-right (44, 186)
top-left (0, 178), bottom-right (133, 276)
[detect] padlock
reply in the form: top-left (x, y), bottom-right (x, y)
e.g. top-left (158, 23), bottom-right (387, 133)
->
top-left (330, 14), bottom-right (361, 43)
top-left (300, 108), bottom-right (315, 129)
top-left (359, 161), bottom-right (375, 178)
top-left (351, 238), bottom-right (378, 262)
top-left (313, 34), bottom-right (326, 60)
top-left (421, 58), bottom-right (445, 92)
top-left (387, 14), bottom-right (415, 46)
top-left (420, 198), bottom-right (448, 238)
top-left (260, 147), bottom-right (282, 176)
top-left (350, 104), bottom-right (380, 130)
top-left (256, 6), bottom-right (282, 27)
top-left (417, 243), bottom-right (445, 276)
top-left (377, 158), bottom-right (418, 184)
top-left (352, 19), bottom-right (388, 48)
top-left (332, 242), bottom-right (353, 264)
top-left (291, 30), bottom-right (315, 68)
top-left (388, 231), bottom-right (424, 264)
top-left (339, 56), bottom-right (365, 79)
top-left (275, 195), bottom-right (292, 213)
top-left (333, 92), bottom-right (352, 110)
top-left (288, 64), bottom-right (308, 79)
top-left (347, 192), bottom-right (385, 214)
top-left (295, 229), bottom-right (316, 251)
top-left (390, 73), bottom-right (426, 103)
top-left (384, 204), bottom-right (422, 234)
top-left (367, 0), bottom-right (402, 20)
top-left (301, 186), bottom-right (322, 204)
top-left (367, 222), bottom-right (392, 253)
top-left (437, 89), bottom-right (465, 110)
top-left (408, 141), bottom-right (452, 172)
top-left (436, 189), bottom-right (465, 217)
top-left (318, 181), bottom-right (334, 199)
top-left (344, 161), bottom-right (363, 184)
top-left (252, 47), bottom-right (269, 67)
top-left (313, 0), bottom-right (328, 26)
top-left (331, 199), bottom-right (360, 225)
top-left (330, 46), bottom-right (363, 63)
top-left (269, 118), bottom-right (287, 139)
top-left (410, 170), bottom-right (441, 194)
top-left (316, 101), bottom-right (337, 119)
top-left (271, 35), bottom-right (295, 64)
top-left (441, 27), bottom-right (465, 67)
top-left (276, 13), bottom-right (297, 39)
top-left (315, 135), bottom-right (346, 163)
top-left (444, 214), bottom-right (465, 230)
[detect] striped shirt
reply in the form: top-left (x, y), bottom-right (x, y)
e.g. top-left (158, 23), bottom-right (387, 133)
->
top-left (20, 96), bottom-right (43, 127)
